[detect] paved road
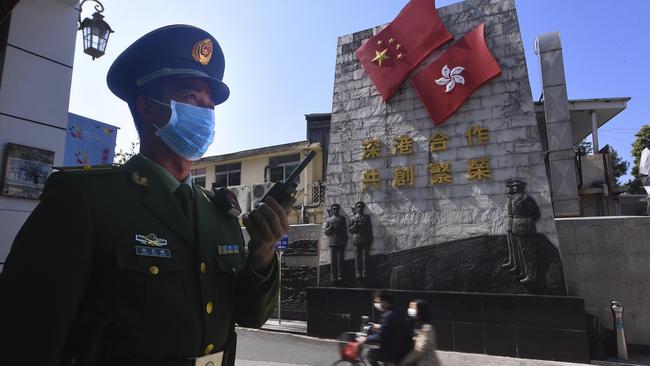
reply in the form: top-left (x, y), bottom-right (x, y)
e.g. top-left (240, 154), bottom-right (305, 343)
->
top-left (234, 327), bottom-right (619, 366)
top-left (235, 327), bottom-right (338, 366)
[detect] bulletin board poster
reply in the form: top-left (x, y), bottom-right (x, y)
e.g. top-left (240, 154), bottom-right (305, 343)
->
top-left (64, 113), bottom-right (119, 166)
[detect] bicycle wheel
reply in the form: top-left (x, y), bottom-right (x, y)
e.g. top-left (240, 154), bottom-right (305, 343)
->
top-left (331, 360), bottom-right (366, 366)
top-left (331, 360), bottom-right (350, 366)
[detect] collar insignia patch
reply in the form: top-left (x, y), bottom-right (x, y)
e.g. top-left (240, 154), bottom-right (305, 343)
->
top-left (132, 172), bottom-right (148, 187)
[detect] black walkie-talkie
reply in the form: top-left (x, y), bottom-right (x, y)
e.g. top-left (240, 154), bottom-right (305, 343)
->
top-left (260, 151), bottom-right (317, 211)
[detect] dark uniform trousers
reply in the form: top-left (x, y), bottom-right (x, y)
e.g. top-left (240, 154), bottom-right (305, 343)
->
top-left (0, 155), bottom-right (279, 366)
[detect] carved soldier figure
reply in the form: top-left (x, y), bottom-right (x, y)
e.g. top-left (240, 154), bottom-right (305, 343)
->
top-left (501, 179), bottom-right (541, 284)
top-left (348, 201), bottom-right (373, 279)
top-left (324, 203), bottom-right (347, 283)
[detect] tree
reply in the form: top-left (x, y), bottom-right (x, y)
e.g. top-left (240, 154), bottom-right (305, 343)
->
top-left (626, 125), bottom-right (650, 194)
top-left (114, 140), bottom-right (139, 164)
top-left (608, 147), bottom-right (629, 186)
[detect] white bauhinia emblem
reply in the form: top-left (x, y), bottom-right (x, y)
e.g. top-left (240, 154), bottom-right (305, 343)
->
top-left (435, 64), bottom-right (465, 93)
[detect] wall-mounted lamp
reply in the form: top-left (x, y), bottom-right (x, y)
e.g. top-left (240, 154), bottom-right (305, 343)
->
top-left (77, 0), bottom-right (113, 60)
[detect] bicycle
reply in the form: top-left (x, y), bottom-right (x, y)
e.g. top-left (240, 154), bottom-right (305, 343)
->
top-left (331, 331), bottom-right (369, 366)
top-left (332, 315), bottom-right (399, 366)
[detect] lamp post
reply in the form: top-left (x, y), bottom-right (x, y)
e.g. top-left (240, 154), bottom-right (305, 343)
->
top-left (77, 0), bottom-right (113, 60)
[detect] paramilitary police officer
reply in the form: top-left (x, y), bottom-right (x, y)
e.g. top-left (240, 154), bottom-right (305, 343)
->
top-left (0, 25), bottom-right (286, 366)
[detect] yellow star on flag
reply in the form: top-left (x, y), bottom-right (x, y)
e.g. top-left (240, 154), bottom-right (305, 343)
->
top-left (372, 48), bottom-right (390, 67)
top-left (388, 38), bottom-right (395, 44)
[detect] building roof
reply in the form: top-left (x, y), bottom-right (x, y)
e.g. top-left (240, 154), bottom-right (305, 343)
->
top-left (534, 97), bottom-right (630, 144)
top-left (305, 113), bottom-right (331, 122)
top-left (196, 140), bottom-right (319, 165)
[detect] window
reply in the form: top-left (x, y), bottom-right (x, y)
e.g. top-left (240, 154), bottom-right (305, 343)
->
top-left (191, 167), bottom-right (206, 188)
top-left (214, 162), bottom-right (241, 187)
top-left (268, 154), bottom-right (301, 183)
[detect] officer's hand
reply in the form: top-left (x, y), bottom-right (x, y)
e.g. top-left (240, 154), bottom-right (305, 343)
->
top-left (243, 196), bottom-right (289, 273)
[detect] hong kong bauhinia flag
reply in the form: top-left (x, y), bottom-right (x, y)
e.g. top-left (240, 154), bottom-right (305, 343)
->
top-left (411, 23), bottom-right (501, 125)
top-left (355, 0), bottom-right (453, 102)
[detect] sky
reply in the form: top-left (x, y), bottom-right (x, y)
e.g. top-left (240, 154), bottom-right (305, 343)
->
top-left (68, 0), bottom-right (650, 182)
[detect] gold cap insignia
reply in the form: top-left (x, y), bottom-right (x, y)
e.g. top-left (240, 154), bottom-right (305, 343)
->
top-left (192, 38), bottom-right (213, 65)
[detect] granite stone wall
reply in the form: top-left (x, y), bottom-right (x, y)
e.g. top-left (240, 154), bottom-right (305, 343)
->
top-left (557, 217), bottom-right (650, 347)
top-left (322, 0), bottom-right (558, 266)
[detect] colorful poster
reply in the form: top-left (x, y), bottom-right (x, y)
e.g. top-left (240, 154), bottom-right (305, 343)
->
top-left (64, 113), bottom-right (119, 166)
top-left (1, 143), bottom-right (55, 199)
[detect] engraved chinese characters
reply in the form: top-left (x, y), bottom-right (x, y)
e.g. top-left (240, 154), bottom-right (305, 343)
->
top-left (501, 179), bottom-right (541, 284)
top-left (361, 125), bottom-right (491, 189)
top-left (323, 204), bottom-right (347, 283)
top-left (348, 202), bottom-right (373, 279)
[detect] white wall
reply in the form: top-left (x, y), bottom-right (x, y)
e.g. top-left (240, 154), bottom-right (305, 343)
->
top-left (0, 0), bottom-right (79, 267)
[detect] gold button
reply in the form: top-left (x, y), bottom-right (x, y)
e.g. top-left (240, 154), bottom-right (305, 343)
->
top-left (206, 301), bottom-right (213, 314)
top-left (148, 265), bottom-right (159, 275)
top-left (200, 262), bottom-right (207, 274)
top-left (204, 343), bottom-right (214, 355)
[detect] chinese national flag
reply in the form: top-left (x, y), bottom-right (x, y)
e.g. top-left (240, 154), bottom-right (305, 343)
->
top-left (355, 0), bottom-right (453, 102)
top-left (411, 23), bottom-right (501, 125)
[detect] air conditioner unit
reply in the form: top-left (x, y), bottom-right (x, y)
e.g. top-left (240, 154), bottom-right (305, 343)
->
top-left (250, 182), bottom-right (274, 207)
top-left (227, 185), bottom-right (250, 213)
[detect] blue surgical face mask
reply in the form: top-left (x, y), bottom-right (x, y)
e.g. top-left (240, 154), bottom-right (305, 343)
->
top-left (151, 99), bottom-right (215, 161)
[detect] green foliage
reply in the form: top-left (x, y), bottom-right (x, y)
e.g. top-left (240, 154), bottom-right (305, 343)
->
top-left (608, 147), bottom-right (629, 186)
top-left (114, 140), bottom-right (140, 164)
top-left (627, 125), bottom-right (650, 194)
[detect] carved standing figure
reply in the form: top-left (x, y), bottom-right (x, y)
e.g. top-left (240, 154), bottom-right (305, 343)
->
top-left (501, 179), bottom-right (541, 284)
top-left (324, 203), bottom-right (347, 283)
top-left (348, 201), bottom-right (373, 279)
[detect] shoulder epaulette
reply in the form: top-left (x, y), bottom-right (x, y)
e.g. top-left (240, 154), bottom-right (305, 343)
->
top-left (198, 185), bottom-right (215, 198)
top-left (54, 164), bottom-right (123, 173)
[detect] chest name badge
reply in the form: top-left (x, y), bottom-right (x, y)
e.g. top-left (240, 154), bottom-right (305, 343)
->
top-left (135, 246), bottom-right (171, 258)
top-left (135, 233), bottom-right (171, 258)
top-left (217, 244), bottom-right (240, 255)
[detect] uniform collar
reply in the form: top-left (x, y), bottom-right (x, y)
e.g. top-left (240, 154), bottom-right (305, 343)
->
top-left (138, 153), bottom-right (193, 197)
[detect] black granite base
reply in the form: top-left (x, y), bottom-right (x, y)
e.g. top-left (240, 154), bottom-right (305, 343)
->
top-left (307, 287), bottom-right (590, 363)
top-left (320, 234), bottom-right (566, 295)
top-left (274, 265), bottom-right (317, 320)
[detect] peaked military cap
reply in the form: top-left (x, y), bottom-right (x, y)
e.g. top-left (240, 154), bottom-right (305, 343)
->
top-left (107, 24), bottom-right (230, 105)
top-left (506, 178), bottom-right (527, 186)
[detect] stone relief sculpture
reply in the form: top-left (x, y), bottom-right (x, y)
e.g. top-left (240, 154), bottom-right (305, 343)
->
top-left (502, 179), bottom-right (541, 284)
top-left (348, 201), bottom-right (373, 279)
top-left (323, 203), bottom-right (347, 283)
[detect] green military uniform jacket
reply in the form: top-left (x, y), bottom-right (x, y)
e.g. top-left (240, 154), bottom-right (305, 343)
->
top-left (0, 154), bottom-right (279, 365)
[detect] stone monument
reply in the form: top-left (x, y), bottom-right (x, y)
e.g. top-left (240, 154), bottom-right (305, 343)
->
top-left (310, 2), bottom-right (590, 362)
top-left (320, 0), bottom-right (563, 294)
